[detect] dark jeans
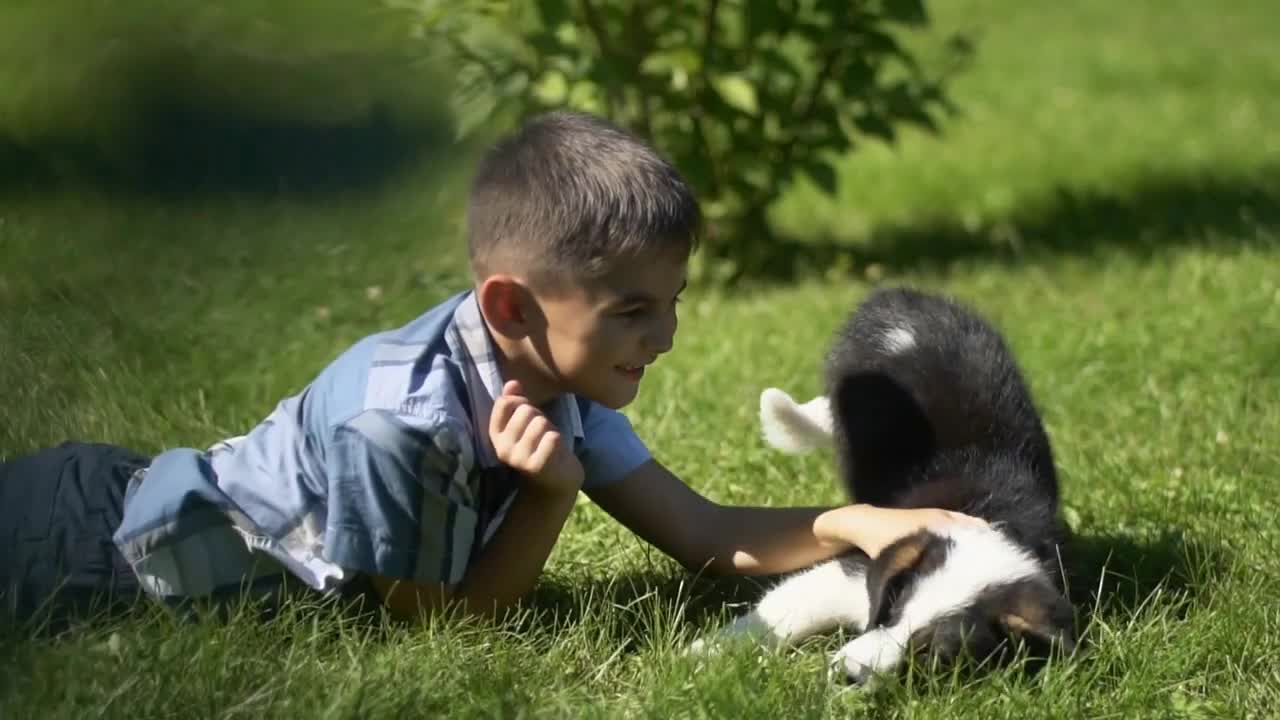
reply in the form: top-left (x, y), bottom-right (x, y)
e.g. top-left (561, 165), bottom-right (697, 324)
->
top-left (1, 442), bottom-right (385, 629)
top-left (0, 441), bottom-right (150, 623)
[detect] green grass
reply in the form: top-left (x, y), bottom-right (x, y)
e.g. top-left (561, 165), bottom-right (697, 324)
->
top-left (3, 0), bottom-right (1280, 716)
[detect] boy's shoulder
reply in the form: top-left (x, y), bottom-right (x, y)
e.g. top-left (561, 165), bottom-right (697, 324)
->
top-left (305, 290), bottom-right (479, 436)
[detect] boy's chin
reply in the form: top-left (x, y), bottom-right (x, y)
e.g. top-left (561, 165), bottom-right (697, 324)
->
top-left (595, 394), bottom-right (637, 411)
top-left (589, 382), bottom-right (641, 410)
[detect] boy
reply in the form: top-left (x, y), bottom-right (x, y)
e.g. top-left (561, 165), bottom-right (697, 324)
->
top-left (1, 111), bottom-right (978, 623)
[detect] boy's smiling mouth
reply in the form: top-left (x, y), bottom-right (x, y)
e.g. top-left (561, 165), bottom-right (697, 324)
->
top-left (617, 363), bottom-right (647, 382)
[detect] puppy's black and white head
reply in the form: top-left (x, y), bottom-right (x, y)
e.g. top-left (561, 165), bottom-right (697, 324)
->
top-left (838, 526), bottom-right (1076, 684)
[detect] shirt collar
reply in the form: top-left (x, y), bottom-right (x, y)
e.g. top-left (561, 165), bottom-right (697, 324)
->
top-left (451, 291), bottom-right (585, 468)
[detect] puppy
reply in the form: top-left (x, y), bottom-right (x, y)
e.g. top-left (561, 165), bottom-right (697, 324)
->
top-left (703, 287), bottom-right (1075, 684)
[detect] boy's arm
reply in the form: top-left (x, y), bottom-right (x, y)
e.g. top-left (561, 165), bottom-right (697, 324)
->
top-left (369, 486), bottom-right (577, 620)
top-left (370, 379), bottom-right (582, 620)
top-left (587, 459), bottom-right (982, 576)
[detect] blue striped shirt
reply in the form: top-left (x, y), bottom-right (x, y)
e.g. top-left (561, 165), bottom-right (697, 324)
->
top-left (113, 291), bottom-right (651, 599)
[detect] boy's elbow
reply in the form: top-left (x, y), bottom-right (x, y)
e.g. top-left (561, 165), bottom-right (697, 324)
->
top-left (673, 550), bottom-right (729, 577)
top-left (670, 506), bottom-right (742, 577)
top-left (367, 573), bottom-right (453, 622)
top-left (675, 548), bottom-right (770, 577)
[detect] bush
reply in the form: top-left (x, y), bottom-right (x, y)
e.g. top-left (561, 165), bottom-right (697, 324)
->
top-left (394, 0), bottom-right (970, 281)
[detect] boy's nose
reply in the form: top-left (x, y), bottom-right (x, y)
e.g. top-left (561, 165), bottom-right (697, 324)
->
top-left (645, 311), bottom-right (677, 355)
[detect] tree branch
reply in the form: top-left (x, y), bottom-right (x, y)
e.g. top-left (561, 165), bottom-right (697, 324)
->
top-left (694, 0), bottom-right (724, 196)
top-left (753, 42), bottom-right (842, 212)
top-left (701, 0), bottom-right (722, 69)
top-left (578, 0), bottom-right (619, 117)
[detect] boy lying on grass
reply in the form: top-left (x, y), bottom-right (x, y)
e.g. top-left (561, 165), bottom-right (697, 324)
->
top-left (1, 111), bottom-right (980, 624)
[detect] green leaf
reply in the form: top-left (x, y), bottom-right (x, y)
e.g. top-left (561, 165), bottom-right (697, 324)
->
top-left (861, 28), bottom-right (905, 57)
top-left (883, 81), bottom-right (941, 131)
top-left (838, 58), bottom-right (877, 96)
top-left (853, 111), bottom-right (897, 143)
top-left (746, 0), bottom-right (784, 40)
top-left (680, 152), bottom-right (716, 196)
top-left (567, 80), bottom-right (605, 113)
top-left (882, 0), bottom-right (929, 25)
top-left (759, 48), bottom-right (803, 82)
top-left (816, 0), bottom-right (856, 24)
top-left (496, 70), bottom-right (530, 98)
top-left (640, 48), bottom-right (702, 76)
top-left (531, 70), bottom-right (569, 104)
top-left (534, 0), bottom-right (572, 28)
top-left (801, 160), bottom-right (839, 195)
top-left (527, 29), bottom-right (570, 56)
top-left (553, 21), bottom-right (580, 47)
top-left (711, 73), bottom-right (759, 115)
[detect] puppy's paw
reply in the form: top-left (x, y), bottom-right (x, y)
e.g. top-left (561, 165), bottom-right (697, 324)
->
top-left (685, 636), bottom-right (717, 656)
top-left (829, 646), bottom-right (875, 687)
top-left (686, 613), bottom-right (776, 656)
top-left (830, 631), bottom-right (901, 687)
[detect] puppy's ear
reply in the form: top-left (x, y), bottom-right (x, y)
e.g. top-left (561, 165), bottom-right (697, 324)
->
top-left (865, 532), bottom-right (936, 629)
top-left (997, 582), bottom-right (1077, 656)
top-left (759, 389), bottom-right (834, 454)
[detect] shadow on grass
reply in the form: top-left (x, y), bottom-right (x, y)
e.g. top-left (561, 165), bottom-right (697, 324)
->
top-left (0, 103), bottom-right (454, 199)
top-left (0, 571), bottom-right (762, 666)
top-left (528, 568), bottom-right (768, 627)
top-left (1063, 529), bottom-right (1228, 623)
top-left (0, 0), bottom-right (464, 200)
top-left (745, 169), bottom-right (1280, 282)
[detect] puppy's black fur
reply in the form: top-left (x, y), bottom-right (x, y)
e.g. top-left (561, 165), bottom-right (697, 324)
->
top-left (827, 287), bottom-right (1068, 568)
top-left (823, 287), bottom-right (1075, 674)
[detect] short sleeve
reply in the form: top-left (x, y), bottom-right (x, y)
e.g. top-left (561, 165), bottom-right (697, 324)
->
top-left (322, 409), bottom-right (478, 586)
top-left (576, 405), bottom-right (652, 490)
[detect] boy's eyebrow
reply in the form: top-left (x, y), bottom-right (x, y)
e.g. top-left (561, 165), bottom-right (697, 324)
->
top-left (613, 280), bottom-right (687, 306)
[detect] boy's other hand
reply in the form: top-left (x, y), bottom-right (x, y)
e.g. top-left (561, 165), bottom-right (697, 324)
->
top-left (490, 380), bottom-right (584, 496)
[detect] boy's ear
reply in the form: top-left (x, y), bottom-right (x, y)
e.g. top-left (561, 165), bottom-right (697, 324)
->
top-left (478, 275), bottom-right (533, 339)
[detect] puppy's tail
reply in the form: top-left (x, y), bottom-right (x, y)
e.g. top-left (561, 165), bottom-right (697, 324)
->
top-left (759, 388), bottom-right (834, 454)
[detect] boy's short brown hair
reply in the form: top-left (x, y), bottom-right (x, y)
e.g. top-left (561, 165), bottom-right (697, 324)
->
top-left (466, 111), bottom-right (700, 288)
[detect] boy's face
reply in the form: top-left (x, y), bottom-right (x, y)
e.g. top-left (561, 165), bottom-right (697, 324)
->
top-left (531, 250), bottom-right (687, 409)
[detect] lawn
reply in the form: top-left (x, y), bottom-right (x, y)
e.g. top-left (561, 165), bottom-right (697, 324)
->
top-left (3, 0), bottom-right (1280, 717)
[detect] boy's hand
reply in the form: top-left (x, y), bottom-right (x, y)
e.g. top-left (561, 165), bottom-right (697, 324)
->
top-left (489, 380), bottom-right (584, 496)
top-left (814, 504), bottom-right (988, 558)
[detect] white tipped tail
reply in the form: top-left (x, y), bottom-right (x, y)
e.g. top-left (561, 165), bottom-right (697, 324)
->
top-left (759, 388), bottom-right (835, 454)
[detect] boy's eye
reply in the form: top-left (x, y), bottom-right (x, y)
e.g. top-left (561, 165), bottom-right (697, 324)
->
top-left (616, 294), bottom-right (680, 319)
